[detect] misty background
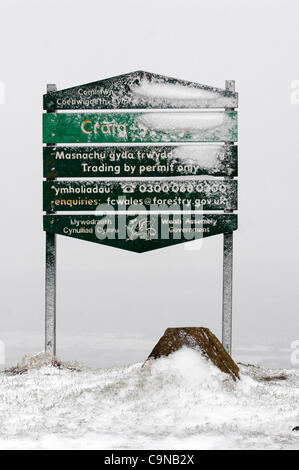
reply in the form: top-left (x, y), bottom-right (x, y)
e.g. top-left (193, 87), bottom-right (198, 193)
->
top-left (0, 0), bottom-right (298, 368)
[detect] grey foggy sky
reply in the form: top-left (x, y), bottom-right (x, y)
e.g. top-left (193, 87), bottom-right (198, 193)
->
top-left (0, 0), bottom-right (298, 367)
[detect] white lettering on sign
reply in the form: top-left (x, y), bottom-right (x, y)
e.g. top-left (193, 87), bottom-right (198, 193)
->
top-left (81, 163), bottom-right (122, 175)
top-left (78, 88), bottom-right (112, 97)
top-left (81, 120), bottom-right (127, 137)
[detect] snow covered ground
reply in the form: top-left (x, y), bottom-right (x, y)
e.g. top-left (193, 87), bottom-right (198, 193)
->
top-left (0, 348), bottom-right (299, 450)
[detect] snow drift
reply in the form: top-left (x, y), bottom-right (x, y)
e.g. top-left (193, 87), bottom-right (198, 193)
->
top-left (0, 347), bottom-right (299, 450)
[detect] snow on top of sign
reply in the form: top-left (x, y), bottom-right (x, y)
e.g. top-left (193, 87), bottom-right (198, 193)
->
top-left (172, 145), bottom-right (225, 168)
top-left (44, 71), bottom-right (237, 109)
top-left (139, 112), bottom-right (225, 130)
top-left (131, 79), bottom-right (219, 100)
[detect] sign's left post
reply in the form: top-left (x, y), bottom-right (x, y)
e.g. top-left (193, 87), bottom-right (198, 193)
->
top-left (45, 84), bottom-right (57, 357)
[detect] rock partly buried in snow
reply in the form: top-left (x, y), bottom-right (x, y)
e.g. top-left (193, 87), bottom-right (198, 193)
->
top-left (5, 352), bottom-right (54, 375)
top-left (146, 327), bottom-right (240, 381)
top-left (5, 352), bottom-right (82, 375)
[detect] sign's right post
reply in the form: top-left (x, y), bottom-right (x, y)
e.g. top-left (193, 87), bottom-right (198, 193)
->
top-left (222, 80), bottom-right (236, 355)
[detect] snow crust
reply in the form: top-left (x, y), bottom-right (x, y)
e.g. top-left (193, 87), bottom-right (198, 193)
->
top-left (0, 348), bottom-right (299, 450)
top-left (139, 112), bottom-right (225, 131)
top-left (171, 144), bottom-right (227, 169)
top-left (132, 80), bottom-right (219, 100)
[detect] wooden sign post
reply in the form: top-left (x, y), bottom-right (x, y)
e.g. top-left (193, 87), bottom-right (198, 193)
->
top-left (42, 72), bottom-right (238, 357)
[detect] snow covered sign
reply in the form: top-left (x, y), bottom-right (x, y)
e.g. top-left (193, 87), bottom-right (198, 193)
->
top-left (43, 71), bottom-right (238, 111)
top-left (43, 111), bottom-right (237, 144)
top-left (43, 76), bottom-right (238, 358)
top-left (43, 144), bottom-right (238, 178)
top-left (43, 179), bottom-right (237, 212)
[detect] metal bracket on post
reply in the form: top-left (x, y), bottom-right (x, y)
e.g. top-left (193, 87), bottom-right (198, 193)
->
top-left (222, 80), bottom-right (235, 355)
top-left (45, 84), bottom-right (57, 358)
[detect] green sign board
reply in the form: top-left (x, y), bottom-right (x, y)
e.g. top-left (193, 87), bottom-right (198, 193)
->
top-left (42, 73), bottom-right (239, 358)
top-left (43, 144), bottom-right (237, 178)
top-left (43, 111), bottom-right (237, 144)
top-left (43, 71), bottom-right (238, 111)
top-left (43, 179), bottom-right (237, 212)
top-left (43, 214), bottom-right (238, 253)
